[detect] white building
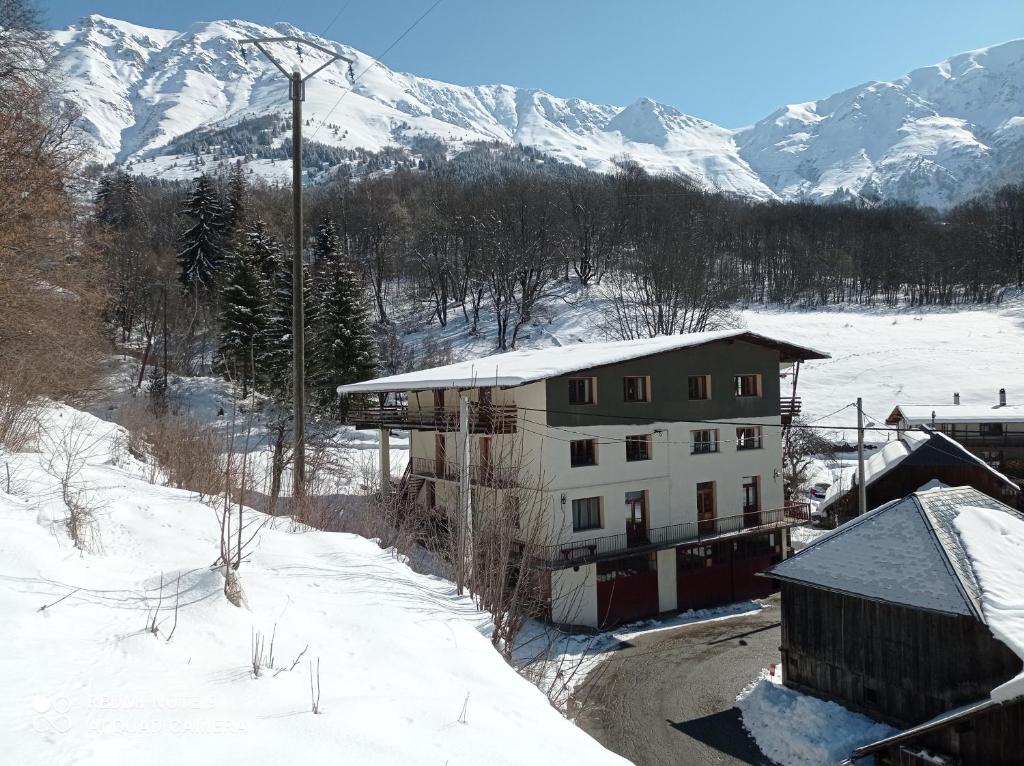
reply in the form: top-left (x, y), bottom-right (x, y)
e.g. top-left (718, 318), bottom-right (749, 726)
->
top-left (887, 389), bottom-right (1024, 481)
top-left (339, 330), bottom-right (828, 628)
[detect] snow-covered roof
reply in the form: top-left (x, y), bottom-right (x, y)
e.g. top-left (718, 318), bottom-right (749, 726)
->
top-left (769, 485), bottom-right (1024, 618)
top-left (818, 427), bottom-right (1019, 513)
top-left (888, 403), bottom-right (1024, 425)
top-left (337, 330), bottom-right (829, 394)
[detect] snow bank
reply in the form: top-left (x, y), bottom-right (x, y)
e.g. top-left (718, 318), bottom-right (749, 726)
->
top-left (1, 403), bottom-right (629, 765)
top-left (737, 668), bottom-right (897, 766)
top-left (954, 505), bottom-right (1024, 702)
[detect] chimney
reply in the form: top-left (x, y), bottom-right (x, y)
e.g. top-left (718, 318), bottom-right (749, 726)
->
top-left (953, 392), bottom-right (960, 405)
top-left (999, 388), bottom-right (1007, 407)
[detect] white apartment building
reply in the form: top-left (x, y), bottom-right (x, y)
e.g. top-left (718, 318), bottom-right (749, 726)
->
top-left (339, 330), bottom-right (828, 628)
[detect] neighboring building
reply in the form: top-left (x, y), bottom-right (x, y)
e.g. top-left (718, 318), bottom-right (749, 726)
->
top-left (817, 426), bottom-right (1021, 524)
top-left (767, 485), bottom-right (1024, 766)
top-left (338, 329), bottom-right (828, 628)
top-left (886, 391), bottom-right (1024, 481)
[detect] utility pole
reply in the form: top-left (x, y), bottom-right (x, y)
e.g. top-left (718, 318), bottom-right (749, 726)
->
top-left (457, 395), bottom-right (472, 595)
top-left (857, 397), bottom-right (867, 516)
top-left (240, 37), bottom-right (353, 499)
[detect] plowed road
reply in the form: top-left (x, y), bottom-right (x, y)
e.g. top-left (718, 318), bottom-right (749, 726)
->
top-left (576, 598), bottom-right (781, 766)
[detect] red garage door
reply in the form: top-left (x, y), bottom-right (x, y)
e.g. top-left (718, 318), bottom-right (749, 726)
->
top-left (677, 534), bottom-right (783, 611)
top-left (596, 555), bottom-right (659, 628)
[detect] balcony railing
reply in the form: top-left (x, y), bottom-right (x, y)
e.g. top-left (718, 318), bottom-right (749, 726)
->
top-left (347, 403), bottom-right (518, 433)
top-left (781, 397), bottom-right (802, 424)
top-left (409, 456), bottom-right (521, 488)
top-left (530, 502), bottom-right (811, 570)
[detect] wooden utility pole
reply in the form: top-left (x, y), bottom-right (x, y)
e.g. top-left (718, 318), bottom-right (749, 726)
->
top-left (857, 397), bottom-right (867, 516)
top-left (240, 37), bottom-right (353, 499)
top-left (457, 395), bottom-right (472, 595)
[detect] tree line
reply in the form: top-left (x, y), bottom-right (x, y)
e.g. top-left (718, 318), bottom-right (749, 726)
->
top-left (91, 125), bottom-right (1024, 395)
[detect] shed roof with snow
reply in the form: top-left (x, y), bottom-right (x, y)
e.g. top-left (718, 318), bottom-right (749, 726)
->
top-left (817, 427), bottom-right (1020, 514)
top-left (768, 485), bottom-right (1023, 619)
top-left (336, 330), bottom-right (829, 394)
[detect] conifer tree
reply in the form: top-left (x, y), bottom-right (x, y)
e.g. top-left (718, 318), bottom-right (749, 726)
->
top-left (223, 160), bottom-right (247, 238)
top-left (217, 235), bottom-right (270, 396)
top-left (311, 256), bottom-right (376, 412)
top-left (178, 174), bottom-right (225, 289)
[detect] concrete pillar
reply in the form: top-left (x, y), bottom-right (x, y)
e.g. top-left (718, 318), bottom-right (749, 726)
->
top-left (657, 548), bottom-right (678, 613)
top-left (379, 428), bottom-right (391, 494)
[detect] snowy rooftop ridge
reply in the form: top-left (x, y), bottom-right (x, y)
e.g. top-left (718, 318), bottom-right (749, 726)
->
top-left (888, 402), bottom-right (1024, 424)
top-left (769, 486), bottom-right (1024, 619)
top-left (336, 330), bottom-right (829, 394)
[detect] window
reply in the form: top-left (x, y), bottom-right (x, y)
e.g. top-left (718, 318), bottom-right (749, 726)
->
top-left (568, 377), bottom-right (596, 405)
top-left (691, 429), bottom-right (719, 454)
top-left (734, 374), bottom-right (762, 398)
top-left (688, 374), bottom-right (711, 401)
top-left (736, 426), bottom-right (763, 450)
top-left (979, 422), bottom-right (1004, 437)
top-left (572, 497), bottom-right (602, 532)
top-left (570, 438), bottom-right (597, 467)
top-left (623, 376), bottom-right (650, 403)
top-left (626, 434), bottom-right (652, 461)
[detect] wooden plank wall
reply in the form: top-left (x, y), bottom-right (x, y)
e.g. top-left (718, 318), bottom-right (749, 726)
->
top-left (780, 583), bottom-right (1022, 727)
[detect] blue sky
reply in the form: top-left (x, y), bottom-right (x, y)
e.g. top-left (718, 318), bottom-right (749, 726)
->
top-left (47, 0), bottom-right (1024, 127)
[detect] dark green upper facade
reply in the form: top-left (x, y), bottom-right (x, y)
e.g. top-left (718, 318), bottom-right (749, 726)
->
top-left (544, 338), bottom-right (786, 427)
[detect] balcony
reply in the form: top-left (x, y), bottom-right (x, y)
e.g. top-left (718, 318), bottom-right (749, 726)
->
top-left (347, 404), bottom-right (518, 433)
top-left (780, 397), bottom-right (802, 424)
top-left (530, 502), bottom-right (811, 570)
top-left (409, 456), bottom-right (521, 488)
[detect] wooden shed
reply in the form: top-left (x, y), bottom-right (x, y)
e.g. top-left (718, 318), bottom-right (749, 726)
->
top-left (819, 426), bottom-right (1021, 526)
top-left (767, 486), bottom-right (1024, 765)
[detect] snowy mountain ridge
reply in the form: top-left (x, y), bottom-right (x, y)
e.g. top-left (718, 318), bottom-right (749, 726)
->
top-left (53, 14), bottom-right (1024, 207)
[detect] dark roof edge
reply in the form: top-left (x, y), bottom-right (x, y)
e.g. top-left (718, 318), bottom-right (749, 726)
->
top-left (850, 697), bottom-right (1002, 760)
top-left (764, 572), bottom-right (973, 618)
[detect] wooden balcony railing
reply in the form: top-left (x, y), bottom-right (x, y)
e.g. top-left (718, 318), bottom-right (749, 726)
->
top-left (780, 397), bottom-right (802, 424)
top-left (347, 403), bottom-right (518, 433)
top-left (409, 457), bottom-right (521, 488)
top-left (530, 502), bottom-right (811, 570)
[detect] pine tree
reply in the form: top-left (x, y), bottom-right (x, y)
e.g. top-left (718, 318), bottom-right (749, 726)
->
top-left (315, 216), bottom-right (341, 263)
top-left (311, 256), bottom-right (376, 412)
top-left (261, 246), bottom-right (316, 404)
top-left (217, 236), bottom-right (271, 397)
top-left (178, 174), bottom-right (225, 289)
top-left (223, 160), bottom-right (247, 238)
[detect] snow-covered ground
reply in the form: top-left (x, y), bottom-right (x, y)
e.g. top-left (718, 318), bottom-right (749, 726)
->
top-left (0, 402), bottom-right (629, 765)
top-left (737, 666), bottom-right (897, 766)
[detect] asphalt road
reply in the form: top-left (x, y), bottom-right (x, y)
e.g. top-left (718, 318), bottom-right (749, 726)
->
top-left (575, 598), bottom-right (782, 766)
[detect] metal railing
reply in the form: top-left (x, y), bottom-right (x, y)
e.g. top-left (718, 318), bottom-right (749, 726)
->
top-left (531, 502), bottom-right (811, 569)
top-left (346, 403), bottom-right (518, 433)
top-left (409, 456), bottom-right (521, 488)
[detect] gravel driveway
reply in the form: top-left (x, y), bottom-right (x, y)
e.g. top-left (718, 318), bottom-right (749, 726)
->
top-left (575, 597), bottom-right (782, 766)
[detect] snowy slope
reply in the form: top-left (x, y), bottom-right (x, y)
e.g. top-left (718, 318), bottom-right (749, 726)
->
top-left (52, 15), bottom-right (1024, 206)
top-left (736, 40), bottom-right (1024, 207)
top-left (51, 14), bottom-right (772, 198)
top-left (1, 402), bottom-right (630, 765)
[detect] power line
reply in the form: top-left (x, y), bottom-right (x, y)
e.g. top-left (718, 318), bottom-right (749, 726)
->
top-left (309, 0), bottom-right (444, 143)
top-left (321, 0), bottom-right (353, 37)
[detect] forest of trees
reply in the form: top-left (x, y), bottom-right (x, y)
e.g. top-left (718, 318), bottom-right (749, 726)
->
top-left (91, 140), bottom-right (1024, 392)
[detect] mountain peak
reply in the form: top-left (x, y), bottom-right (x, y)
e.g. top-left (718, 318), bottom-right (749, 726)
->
top-left (50, 16), bottom-right (1024, 207)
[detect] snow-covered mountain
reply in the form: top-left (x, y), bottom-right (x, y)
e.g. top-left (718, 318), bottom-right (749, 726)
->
top-left (53, 15), bottom-right (1024, 207)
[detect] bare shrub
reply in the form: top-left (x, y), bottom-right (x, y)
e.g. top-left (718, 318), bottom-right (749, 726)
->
top-left (40, 411), bottom-right (105, 552)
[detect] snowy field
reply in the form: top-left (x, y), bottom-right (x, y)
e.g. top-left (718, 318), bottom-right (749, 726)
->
top-left (0, 402), bottom-right (629, 766)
